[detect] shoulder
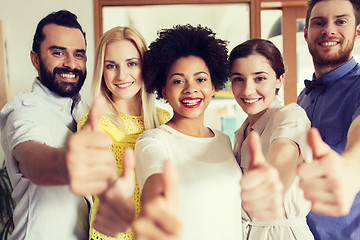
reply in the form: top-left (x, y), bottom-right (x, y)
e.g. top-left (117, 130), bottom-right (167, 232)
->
top-left (273, 103), bottom-right (309, 124)
top-left (156, 107), bottom-right (171, 124)
top-left (1, 92), bottom-right (47, 126)
top-left (137, 126), bottom-right (168, 142)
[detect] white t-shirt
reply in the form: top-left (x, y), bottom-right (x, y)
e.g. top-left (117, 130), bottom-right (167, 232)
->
top-left (0, 79), bottom-right (89, 240)
top-left (135, 124), bottom-right (242, 240)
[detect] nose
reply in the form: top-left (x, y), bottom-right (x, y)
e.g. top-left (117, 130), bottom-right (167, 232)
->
top-left (183, 81), bottom-right (198, 94)
top-left (322, 23), bottom-right (336, 36)
top-left (243, 80), bottom-right (255, 96)
top-left (118, 65), bottom-right (129, 81)
top-left (63, 54), bottom-right (76, 69)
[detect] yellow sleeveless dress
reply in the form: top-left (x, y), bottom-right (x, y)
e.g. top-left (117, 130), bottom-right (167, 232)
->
top-left (77, 108), bottom-right (171, 240)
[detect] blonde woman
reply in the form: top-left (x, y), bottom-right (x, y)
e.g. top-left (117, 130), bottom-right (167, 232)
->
top-left (78, 26), bottom-right (171, 240)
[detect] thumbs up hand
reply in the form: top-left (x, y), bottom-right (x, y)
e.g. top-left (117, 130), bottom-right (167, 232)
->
top-left (93, 148), bottom-right (136, 237)
top-left (133, 160), bottom-right (181, 240)
top-left (240, 131), bottom-right (284, 220)
top-left (67, 96), bottom-right (117, 196)
top-left (297, 128), bottom-right (358, 216)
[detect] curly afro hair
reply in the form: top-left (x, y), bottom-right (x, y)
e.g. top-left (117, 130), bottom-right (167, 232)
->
top-left (143, 24), bottom-right (229, 99)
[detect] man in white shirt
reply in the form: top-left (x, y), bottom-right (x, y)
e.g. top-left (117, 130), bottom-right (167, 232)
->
top-left (1, 10), bottom-right (117, 240)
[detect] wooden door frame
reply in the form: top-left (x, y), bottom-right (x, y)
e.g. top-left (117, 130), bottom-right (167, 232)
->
top-left (93, 0), bottom-right (307, 104)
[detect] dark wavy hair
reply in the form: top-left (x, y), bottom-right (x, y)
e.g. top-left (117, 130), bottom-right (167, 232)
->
top-left (32, 10), bottom-right (86, 54)
top-left (143, 24), bottom-right (229, 99)
top-left (305, 0), bottom-right (360, 28)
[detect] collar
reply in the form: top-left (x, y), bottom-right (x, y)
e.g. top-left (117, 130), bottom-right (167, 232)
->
top-left (313, 57), bottom-right (358, 86)
top-left (250, 96), bottom-right (283, 135)
top-left (32, 78), bottom-right (82, 112)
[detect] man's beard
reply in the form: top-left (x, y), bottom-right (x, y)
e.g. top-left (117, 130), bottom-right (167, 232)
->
top-left (309, 37), bottom-right (355, 68)
top-left (38, 58), bottom-right (86, 98)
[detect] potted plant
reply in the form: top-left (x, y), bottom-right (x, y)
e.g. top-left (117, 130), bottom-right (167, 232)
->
top-left (0, 161), bottom-right (14, 240)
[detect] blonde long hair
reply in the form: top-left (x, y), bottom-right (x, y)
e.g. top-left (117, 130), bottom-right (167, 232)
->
top-left (92, 26), bottom-right (159, 130)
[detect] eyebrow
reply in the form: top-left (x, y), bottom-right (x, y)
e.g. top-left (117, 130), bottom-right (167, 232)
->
top-left (169, 71), bottom-right (209, 78)
top-left (311, 14), bottom-right (351, 22)
top-left (104, 57), bottom-right (139, 63)
top-left (49, 45), bottom-right (86, 54)
top-left (231, 71), bottom-right (268, 76)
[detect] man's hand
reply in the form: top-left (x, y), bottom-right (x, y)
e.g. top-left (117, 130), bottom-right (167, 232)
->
top-left (241, 131), bottom-right (285, 220)
top-left (297, 128), bottom-right (358, 216)
top-left (133, 160), bottom-right (181, 240)
top-left (67, 97), bottom-right (117, 196)
top-left (93, 148), bottom-right (136, 237)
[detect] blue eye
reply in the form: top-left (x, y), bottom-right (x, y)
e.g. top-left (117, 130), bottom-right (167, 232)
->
top-left (336, 19), bottom-right (347, 25)
top-left (105, 64), bottom-right (116, 69)
top-left (128, 61), bottom-right (137, 67)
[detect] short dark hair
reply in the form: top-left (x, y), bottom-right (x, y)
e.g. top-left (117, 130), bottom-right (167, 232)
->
top-left (32, 10), bottom-right (86, 54)
top-left (229, 38), bottom-right (285, 79)
top-left (305, 0), bottom-right (360, 28)
top-left (143, 24), bottom-right (229, 99)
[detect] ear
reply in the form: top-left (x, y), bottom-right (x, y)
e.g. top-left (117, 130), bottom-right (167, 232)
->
top-left (355, 24), bottom-right (360, 41)
top-left (30, 51), bottom-right (40, 70)
top-left (211, 84), bottom-right (215, 97)
top-left (304, 27), bottom-right (308, 42)
top-left (276, 74), bottom-right (284, 89)
top-left (162, 88), bottom-right (167, 100)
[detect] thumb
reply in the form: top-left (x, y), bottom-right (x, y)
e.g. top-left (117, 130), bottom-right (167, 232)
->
top-left (307, 127), bottom-right (331, 160)
top-left (248, 131), bottom-right (267, 170)
top-left (162, 160), bottom-right (178, 214)
top-left (82, 96), bottom-right (106, 132)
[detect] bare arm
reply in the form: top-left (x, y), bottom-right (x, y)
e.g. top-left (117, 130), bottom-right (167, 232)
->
top-left (13, 141), bottom-right (68, 185)
top-left (342, 115), bottom-right (360, 176)
top-left (268, 138), bottom-right (299, 192)
top-left (12, 97), bottom-right (116, 191)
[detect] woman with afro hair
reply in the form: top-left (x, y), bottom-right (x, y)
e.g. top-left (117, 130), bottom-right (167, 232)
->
top-left (134, 24), bottom-right (243, 240)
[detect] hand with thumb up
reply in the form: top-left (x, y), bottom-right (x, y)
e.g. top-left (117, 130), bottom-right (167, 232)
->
top-left (66, 96), bottom-right (118, 196)
top-left (240, 131), bottom-right (285, 220)
top-left (297, 127), bottom-right (359, 217)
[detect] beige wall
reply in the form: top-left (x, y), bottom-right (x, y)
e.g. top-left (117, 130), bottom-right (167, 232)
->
top-left (0, 0), bottom-right (96, 162)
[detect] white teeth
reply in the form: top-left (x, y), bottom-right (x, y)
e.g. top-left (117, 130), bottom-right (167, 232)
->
top-left (182, 99), bottom-right (201, 105)
top-left (243, 99), bottom-right (259, 103)
top-left (116, 82), bottom-right (132, 88)
top-left (321, 42), bottom-right (337, 46)
top-left (60, 73), bottom-right (76, 78)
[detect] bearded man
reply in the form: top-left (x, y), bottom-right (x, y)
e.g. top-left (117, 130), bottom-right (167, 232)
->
top-left (297, 0), bottom-right (360, 239)
top-left (0, 10), bottom-right (116, 240)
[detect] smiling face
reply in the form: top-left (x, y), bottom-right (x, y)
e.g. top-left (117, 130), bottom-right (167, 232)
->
top-left (103, 40), bottom-right (143, 106)
top-left (304, 0), bottom-right (360, 69)
top-left (31, 24), bottom-right (87, 97)
top-left (231, 54), bottom-right (283, 125)
top-left (162, 55), bottom-right (215, 122)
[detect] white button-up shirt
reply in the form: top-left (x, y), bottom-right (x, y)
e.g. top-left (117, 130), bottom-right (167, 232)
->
top-left (1, 78), bottom-right (89, 240)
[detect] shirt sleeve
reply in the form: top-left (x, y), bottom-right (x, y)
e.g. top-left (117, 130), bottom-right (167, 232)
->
top-left (135, 131), bottom-right (168, 191)
top-left (3, 107), bottom-right (55, 152)
top-left (269, 104), bottom-right (312, 163)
